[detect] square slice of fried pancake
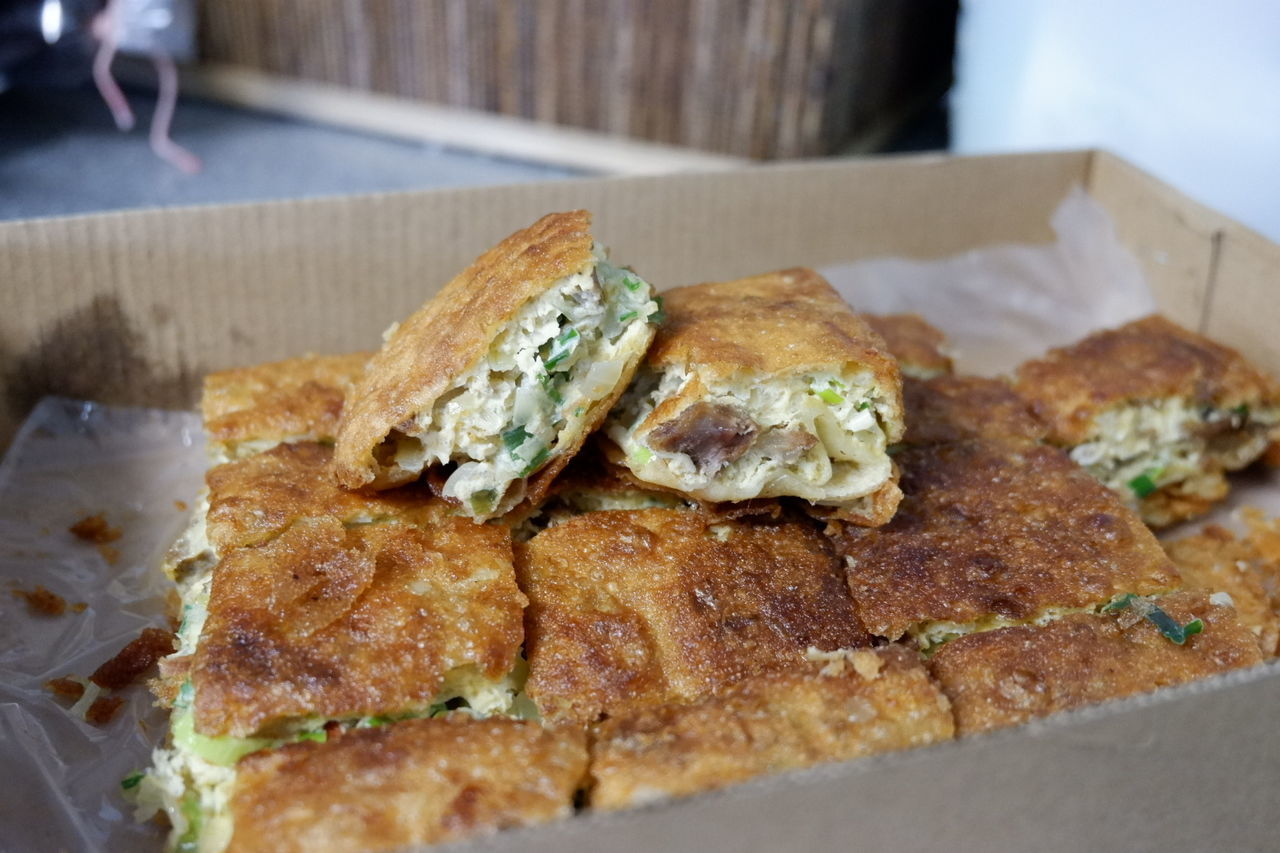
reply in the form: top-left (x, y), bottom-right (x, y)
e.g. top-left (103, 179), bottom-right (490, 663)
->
top-left (202, 353), bottom-right (370, 463)
top-left (517, 508), bottom-right (871, 723)
top-left (928, 590), bottom-right (1263, 735)
top-left (835, 437), bottom-right (1181, 645)
top-left (192, 513), bottom-right (525, 738)
top-left (227, 717), bottom-right (586, 853)
top-left (589, 645), bottom-right (953, 810)
top-left (862, 313), bottom-right (953, 379)
top-left (902, 375), bottom-right (1046, 447)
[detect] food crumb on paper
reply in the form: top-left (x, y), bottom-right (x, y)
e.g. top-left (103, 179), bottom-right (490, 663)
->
top-left (86, 696), bottom-right (127, 726)
top-left (91, 627), bottom-right (178, 690)
top-left (46, 676), bottom-right (87, 701)
top-left (69, 513), bottom-right (123, 544)
top-left (12, 584), bottom-right (68, 616)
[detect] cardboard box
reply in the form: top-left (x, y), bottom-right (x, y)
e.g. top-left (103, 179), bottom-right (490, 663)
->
top-left (1, 150), bottom-right (1277, 850)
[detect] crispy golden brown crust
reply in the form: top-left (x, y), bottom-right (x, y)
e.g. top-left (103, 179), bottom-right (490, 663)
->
top-left (202, 353), bottom-right (370, 451)
top-left (1165, 523), bottom-right (1280, 656)
top-left (228, 717), bottom-right (587, 853)
top-left (589, 645), bottom-right (953, 810)
top-left (929, 590), bottom-right (1264, 735)
top-left (834, 438), bottom-right (1181, 640)
top-left (90, 627), bottom-right (175, 690)
top-left (333, 211), bottom-right (598, 490)
top-left (517, 509), bottom-right (871, 724)
top-left (648, 269), bottom-right (900, 392)
top-left (1014, 315), bottom-right (1280, 446)
top-left (193, 515), bottom-right (525, 737)
top-left (902, 375), bottom-right (1046, 447)
top-left (1138, 473), bottom-right (1230, 528)
top-left (862, 313), bottom-right (953, 379)
top-left (205, 442), bottom-right (434, 553)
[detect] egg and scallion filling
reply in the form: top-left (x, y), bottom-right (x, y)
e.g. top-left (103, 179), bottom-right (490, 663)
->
top-left (333, 211), bottom-right (659, 521)
top-left (604, 269), bottom-right (904, 520)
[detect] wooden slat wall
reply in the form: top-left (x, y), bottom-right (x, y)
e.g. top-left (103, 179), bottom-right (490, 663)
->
top-left (194, 0), bottom-right (956, 159)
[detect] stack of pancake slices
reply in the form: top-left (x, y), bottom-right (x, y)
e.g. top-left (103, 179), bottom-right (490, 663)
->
top-left (132, 211), bottom-right (1280, 853)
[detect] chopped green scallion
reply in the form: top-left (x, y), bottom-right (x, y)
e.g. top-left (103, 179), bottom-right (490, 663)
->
top-left (856, 400), bottom-right (871, 412)
top-left (648, 296), bottom-right (666, 325)
top-left (469, 489), bottom-right (497, 517)
top-left (623, 275), bottom-right (643, 292)
top-left (816, 388), bottom-right (844, 405)
top-left (502, 425), bottom-right (531, 453)
top-left (539, 372), bottom-right (564, 404)
top-left (618, 310), bottom-right (638, 323)
top-left (543, 327), bottom-right (580, 371)
top-left (631, 446), bottom-right (654, 466)
top-left (1103, 593), bottom-right (1205, 644)
top-left (120, 772), bottom-right (144, 791)
top-left (520, 446), bottom-right (552, 477)
top-left (296, 731), bottom-right (327, 743)
top-left (1127, 469), bottom-right (1161, 498)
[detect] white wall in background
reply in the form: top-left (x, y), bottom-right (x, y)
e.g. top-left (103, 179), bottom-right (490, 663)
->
top-left (953, 0), bottom-right (1280, 242)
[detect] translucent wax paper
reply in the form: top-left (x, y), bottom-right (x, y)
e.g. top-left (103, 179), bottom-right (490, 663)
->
top-left (1, 189), bottom-right (1274, 851)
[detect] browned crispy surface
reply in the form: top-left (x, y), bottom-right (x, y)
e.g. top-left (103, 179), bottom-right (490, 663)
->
top-left (334, 211), bottom-right (597, 490)
top-left (202, 352), bottom-right (370, 451)
top-left (835, 438), bottom-right (1181, 640)
top-left (1139, 473), bottom-right (1230, 529)
top-left (1165, 522), bottom-right (1280, 656)
top-left (589, 645), bottom-right (953, 810)
top-left (647, 269), bottom-right (900, 393)
top-left (90, 627), bottom-right (175, 689)
top-left (85, 695), bottom-right (125, 726)
top-left (929, 590), bottom-right (1264, 735)
top-left (863, 313), bottom-right (953, 379)
top-left (228, 717), bottom-right (586, 853)
top-left (517, 509), bottom-right (871, 724)
top-left (1241, 508), bottom-right (1280, 615)
top-left (12, 584), bottom-right (67, 616)
top-left (205, 442), bottom-right (434, 553)
top-left (45, 676), bottom-right (86, 701)
top-left (68, 513), bottom-right (122, 543)
top-left (1014, 315), bottom-right (1280, 445)
top-left (903, 375), bottom-right (1046, 447)
top-left (193, 515), bottom-right (525, 738)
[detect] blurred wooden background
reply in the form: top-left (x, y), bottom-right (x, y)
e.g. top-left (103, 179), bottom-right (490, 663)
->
top-left (197, 0), bottom-right (957, 159)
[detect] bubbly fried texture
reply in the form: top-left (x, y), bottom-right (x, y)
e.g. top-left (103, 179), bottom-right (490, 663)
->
top-left (1165, 523), bottom-right (1280, 656)
top-left (902, 375), bottom-right (1046, 447)
top-left (228, 717), bottom-right (587, 853)
top-left (862, 313), bottom-right (953, 379)
top-left (193, 515), bottom-right (525, 738)
top-left (835, 438), bottom-right (1181, 640)
top-left (205, 442), bottom-right (433, 553)
top-left (929, 590), bottom-right (1264, 735)
top-left (202, 353), bottom-right (370, 452)
top-left (1014, 315), bottom-right (1280, 445)
top-left (334, 211), bottom-right (598, 490)
top-left (589, 646), bottom-right (953, 810)
top-left (517, 509), bottom-right (871, 724)
top-left (90, 627), bottom-right (175, 689)
top-left (646, 270), bottom-right (902, 402)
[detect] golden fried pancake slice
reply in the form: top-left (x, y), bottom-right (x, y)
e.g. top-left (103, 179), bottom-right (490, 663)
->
top-left (835, 437), bottom-right (1180, 646)
top-left (517, 509), bottom-right (871, 724)
top-left (204, 442), bottom-right (433, 553)
top-left (863, 313), bottom-right (953, 379)
top-left (228, 717), bottom-right (586, 853)
top-left (902, 375), bottom-right (1046, 447)
top-left (605, 269), bottom-right (904, 523)
top-left (202, 353), bottom-right (370, 463)
top-left (928, 590), bottom-right (1263, 735)
top-left (193, 514), bottom-right (525, 738)
top-left (334, 211), bottom-right (659, 522)
top-left (589, 645), bottom-right (953, 810)
top-left (1164, 524), bottom-right (1280, 656)
top-left (1015, 315), bottom-right (1280, 526)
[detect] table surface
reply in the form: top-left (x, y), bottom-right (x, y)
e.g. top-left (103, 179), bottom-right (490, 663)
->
top-left (0, 83), bottom-right (578, 222)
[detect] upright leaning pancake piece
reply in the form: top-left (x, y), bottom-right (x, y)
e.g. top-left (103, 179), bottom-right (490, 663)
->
top-left (902, 375), bottom-right (1046, 447)
top-left (227, 717), bottom-right (587, 853)
top-left (862, 313), bottom-right (953, 379)
top-left (589, 646), bottom-right (953, 810)
top-left (835, 437), bottom-right (1180, 648)
top-left (1015, 315), bottom-right (1280, 526)
top-left (605, 269), bottom-right (904, 524)
top-left (929, 590), bottom-right (1263, 734)
top-left (334, 210), bottom-right (660, 521)
top-left (517, 508), bottom-right (871, 723)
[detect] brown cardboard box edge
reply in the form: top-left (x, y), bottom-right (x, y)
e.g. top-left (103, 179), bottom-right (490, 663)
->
top-left (2, 149), bottom-right (1278, 851)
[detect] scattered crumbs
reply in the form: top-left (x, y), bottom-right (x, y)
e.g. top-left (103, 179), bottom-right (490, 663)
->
top-left (12, 585), bottom-right (67, 617)
top-left (97, 544), bottom-right (121, 565)
top-left (72, 602), bottom-right (88, 613)
top-left (849, 650), bottom-right (885, 681)
top-left (85, 696), bottom-right (126, 726)
top-left (69, 513), bottom-right (122, 544)
top-left (46, 676), bottom-right (87, 701)
top-left (174, 500), bottom-right (189, 512)
top-left (91, 627), bottom-right (178, 690)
